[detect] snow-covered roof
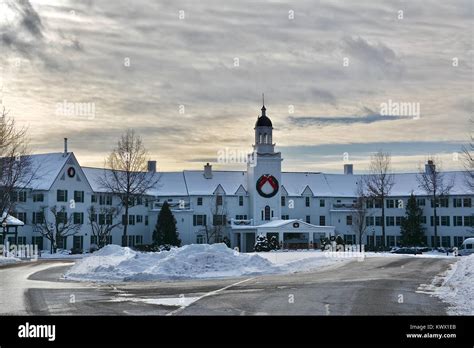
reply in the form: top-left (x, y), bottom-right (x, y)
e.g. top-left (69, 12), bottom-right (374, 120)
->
top-left (232, 219), bottom-right (335, 231)
top-left (14, 152), bottom-right (467, 198)
top-left (25, 153), bottom-right (71, 190)
top-left (281, 171), bottom-right (466, 197)
top-left (1, 212), bottom-right (24, 226)
top-left (83, 167), bottom-right (188, 196)
top-left (258, 219), bottom-right (299, 228)
top-left (281, 172), bottom-right (334, 197)
top-left (148, 172), bottom-right (188, 196)
top-left (183, 170), bottom-right (247, 195)
top-left (81, 167), bottom-right (105, 192)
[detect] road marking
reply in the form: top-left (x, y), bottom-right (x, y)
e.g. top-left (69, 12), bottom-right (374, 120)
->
top-left (0, 261), bottom-right (87, 315)
top-left (166, 277), bottom-right (255, 316)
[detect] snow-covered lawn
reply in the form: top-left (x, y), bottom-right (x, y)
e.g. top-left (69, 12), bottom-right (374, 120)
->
top-left (64, 244), bottom-right (459, 282)
top-left (421, 255), bottom-right (474, 315)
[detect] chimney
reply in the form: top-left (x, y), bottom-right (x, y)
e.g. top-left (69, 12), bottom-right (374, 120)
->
top-left (204, 163), bottom-right (213, 179)
top-left (63, 138), bottom-right (68, 156)
top-left (147, 160), bottom-right (157, 173)
top-left (344, 164), bottom-right (353, 175)
top-left (425, 160), bottom-right (435, 175)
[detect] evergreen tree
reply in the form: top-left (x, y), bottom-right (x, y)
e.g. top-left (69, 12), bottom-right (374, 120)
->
top-left (254, 235), bottom-right (270, 252)
top-left (400, 193), bottom-right (425, 246)
top-left (152, 201), bottom-right (181, 247)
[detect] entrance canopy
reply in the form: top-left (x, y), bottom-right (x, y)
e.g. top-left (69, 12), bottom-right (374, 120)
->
top-left (232, 219), bottom-right (334, 235)
top-left (231, 219), bottom-right (335, 252)
top-left (1, 212), bottom-right (25, 245)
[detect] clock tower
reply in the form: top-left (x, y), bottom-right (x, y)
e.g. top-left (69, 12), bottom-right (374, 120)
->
top-left (247, 101), bottom-right (282, 225)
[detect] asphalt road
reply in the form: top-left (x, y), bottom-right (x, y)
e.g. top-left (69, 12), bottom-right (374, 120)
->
top-left (0, 256), bottom-right (455, 315)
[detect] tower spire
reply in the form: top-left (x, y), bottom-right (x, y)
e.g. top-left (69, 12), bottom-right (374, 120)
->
top-left (261, 93), bottom-right (266, 116)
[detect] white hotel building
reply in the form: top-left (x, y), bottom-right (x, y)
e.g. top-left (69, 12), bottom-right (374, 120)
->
top-left (2, 105), bottom-right (473, 252)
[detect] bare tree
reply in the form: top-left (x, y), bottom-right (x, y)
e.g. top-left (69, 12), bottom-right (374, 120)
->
top-left (351, 181), bottom-right (369, 252)
top-left (99, 129), bottom-right (159, 246)
top-left (87, 205), bottom-right (122, 249)
top-left (364, 151), bottom-right (395, 248)
top-left (461, 121), bottom-right (473, 192)
top-left (0, 107), bottom-right (36, 220)
top-left (417, 157), bottom-right (454, 248)
top-left (199, 194), bottom-right (227, 244)
top-left (34, 206), bottom-right (81, 253)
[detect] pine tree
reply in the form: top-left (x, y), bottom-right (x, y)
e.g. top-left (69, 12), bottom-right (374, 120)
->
top-left (400, 193), bottom-right (425, 246)
top-left (152, 201), bottom-right (181, 247)
top-left (254, 235), bottom-right (270, 252)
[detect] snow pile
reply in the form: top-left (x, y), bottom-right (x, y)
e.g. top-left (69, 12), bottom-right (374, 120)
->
top-left (66, 245), bottom-right (452, 282)
top-left (0, 256), bottom-right (20, 266)
top-left (430, 255), bottom-right (474, 315)
top-left (65, 244), bottom-right (277, 281)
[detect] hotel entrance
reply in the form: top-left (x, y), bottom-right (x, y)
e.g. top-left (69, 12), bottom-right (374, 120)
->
top-left (283, 232), bottom-right (309, 250)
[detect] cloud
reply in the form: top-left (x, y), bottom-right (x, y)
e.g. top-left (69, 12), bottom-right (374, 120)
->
top-left (341, 36), bottom-right (404, 77)
top-left (288, 113), bottom-right (413, 127)
top-left (1, 0), bottom-right (44, 50)
top-left (0, 0), bottom-right (81, 69)
top-left (1, 0), bottom-right (471, 172)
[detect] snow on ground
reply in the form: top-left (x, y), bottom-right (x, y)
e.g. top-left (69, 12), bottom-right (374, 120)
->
top-left (0, 256), bottom-right (20, 266)
top-left (64, 244), bottom-right (458, 282)
top-left (39, 250), bottom-right (84, 259)
top-left (65, 244), bottom-right (278, 281)
top-left (419, 255), bottom-right (474, 315)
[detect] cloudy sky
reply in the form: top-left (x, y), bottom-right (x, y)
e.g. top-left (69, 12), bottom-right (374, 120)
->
top-left (0, 0), bottom-right (472, 173)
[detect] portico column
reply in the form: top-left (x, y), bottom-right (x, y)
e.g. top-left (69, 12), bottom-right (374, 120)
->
top-left (240, 233), bottom-right (245, 252)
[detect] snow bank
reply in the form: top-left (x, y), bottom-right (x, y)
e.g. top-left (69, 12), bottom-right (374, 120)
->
top-left (39, 250), bottom-right (83, 259)
top-left (430, 255), bottom-right (474, 315)
top-left (65, 245), bottom-right (455, 282)
top-left (0, 256), bottom-right (20, 266)
top-left (65, 244), bottom-right (277, 281)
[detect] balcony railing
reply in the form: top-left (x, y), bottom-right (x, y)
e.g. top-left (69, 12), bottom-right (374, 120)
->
top-left (151, 201), bottom-right (190, 210)
top-left (230, 218), bottom-right (253, 226)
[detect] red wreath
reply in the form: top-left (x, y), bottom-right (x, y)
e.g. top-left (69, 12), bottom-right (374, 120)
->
top-left (256, 174), bottom-right (279, 198)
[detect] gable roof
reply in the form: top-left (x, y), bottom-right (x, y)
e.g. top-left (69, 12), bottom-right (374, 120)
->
top-left (25, 152), bottom-right (72, 190)
top-left (234, 184), bottom-right (248, 195)
top-left (301, 185), bottom-right (314, 196)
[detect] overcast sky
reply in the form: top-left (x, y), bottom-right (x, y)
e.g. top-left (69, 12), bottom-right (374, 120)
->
top-left (1, 0), bottom-right (472, 173)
